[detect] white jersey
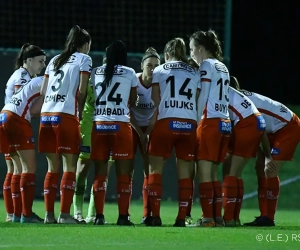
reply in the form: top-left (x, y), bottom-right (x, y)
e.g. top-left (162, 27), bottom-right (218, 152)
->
top-left (199, 58), bottom-right (230, 119)
top-left (5, 68), bottom-right (31, 104)
top-left (228, 87), bottom-right (260, 125)
top-left (239, 90), bottom-right (293, 133)
top-left (92, 65), bottom-right (138, 123)
top-left (2, 76), bottom-right (43, 122)
top-left (152, 61), bottom-right (200, 121)
top-left (130, 73), bottom-right (155, 127)
top-left (41, 52), bottom-right (92, 116)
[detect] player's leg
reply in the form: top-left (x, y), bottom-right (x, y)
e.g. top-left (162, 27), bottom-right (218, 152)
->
top-left (39, 120), bottom-right (60, 224)
top-left (10, 154), bottom-right (23, 223)
top-left (113, 122), bottom-right (135, 226)
top-left (147, 119), bottom-right (174, 226)
top-left (73, 125), bottom-right (92, 221)
top-left (196, 118), bottom-right (231, 227)
top-left (3, 156), bottom-right (14, 222)
top-left (17, 149), bottom-right (43, 223)
top-left (73, 158), bottom-right (91, 221)
top-left (185, 162), bottom-right (196, 225)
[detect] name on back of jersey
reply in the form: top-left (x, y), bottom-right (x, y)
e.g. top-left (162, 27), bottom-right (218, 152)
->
top-left (45, 94), bottom-right (65, 103)
top-left (94, 107), bottom-right (125, 116)
top-left (165, 100), bottom-right (193, 110)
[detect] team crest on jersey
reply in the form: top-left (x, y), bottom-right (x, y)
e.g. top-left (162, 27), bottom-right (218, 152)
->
top-left (214, 63), bottom-right (228, 73)
top-left (163, 63), bottom-right (194, 72)
top-left (67, 55), bottom-right (78, 63)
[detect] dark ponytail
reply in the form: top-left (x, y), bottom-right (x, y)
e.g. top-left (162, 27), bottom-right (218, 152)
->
top-left (54, 25), bottom-right (91, 71)
top-left (14, 43), bottom-right (45, 70)
top-left (230, 76), bottom-right (241, 90)
top-left (103, 40), bottom-right (127, 89)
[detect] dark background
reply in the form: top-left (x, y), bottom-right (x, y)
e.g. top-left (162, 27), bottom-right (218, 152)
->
top-left (0, 0), bottom-right (298, 200)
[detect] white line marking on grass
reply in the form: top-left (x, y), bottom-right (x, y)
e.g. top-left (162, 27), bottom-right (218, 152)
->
top-left (243, 175), bottom-right (300, 200)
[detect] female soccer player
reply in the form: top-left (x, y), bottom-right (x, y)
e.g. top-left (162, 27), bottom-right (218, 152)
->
top-left (190, 30), bottom-right (231, 227)
top-left (222, 78), bottom-right (266, 227)
top-left (146, 38), bottom-right (200, 227)
top-left (130, 47), bottom-right (160, 224)
top-left (73, 57), bottom-right (114, 223)
top-left (3, 43), bottom-right (46, 222)
top-left (90, 40), bottom-right (138, 226)
top-left (39, 25), bottom-right (92, 224)
top-left (0, 76), bottom-right (45, 223)
top-left (229, 79), bottom-right (300, 227)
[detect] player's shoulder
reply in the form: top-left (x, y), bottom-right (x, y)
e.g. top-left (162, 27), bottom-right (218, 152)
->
top-left (153, 64), bottom-right (164, 74)
top-left (75, 52), bottom-right (91, 61)
top-left (30, 76), bottom-right (44, 84)
top-left (10, 68), bottom-right (30, 80)
top-left (201, 59), bottom-right (228, 73)
top-left (136, 72), bottom-right (142, 78)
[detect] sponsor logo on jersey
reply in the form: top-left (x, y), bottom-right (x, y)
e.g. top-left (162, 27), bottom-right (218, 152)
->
top-left (40, 115), bottom-right (61, 125)
top-left (256, 115), bottom-right (266, 131)
top-left (218, 120), bottom-right (232, 134)
top-left (169, 120), bottom-right (194, 131)
top-left (0, 113), bottom-right (7, 123)
top-left (67, 55), bottom-right (78, 63)
top-left (214, 63), bottom-right (228, 73)
top-left (95, 124), bottom-right (120, 132)
top-left (163, 62), bottom-right (194, 72)
top-left (95, 67), bottom-right (127, 75)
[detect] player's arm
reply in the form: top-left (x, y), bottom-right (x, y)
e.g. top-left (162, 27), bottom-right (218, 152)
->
top-left (197, 62), bottom-right (212, 121)
top-left (78, 56), bottom-right (92, 119)
top-left (145, 69), bottom-right (159, 135)
top-left (30, 95), bottom-right (44, 117)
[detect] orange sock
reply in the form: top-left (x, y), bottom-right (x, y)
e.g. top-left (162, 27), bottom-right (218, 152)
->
top-left (148, 174), bottom-right (162, 217)
top-left (212, 180), bottom-right (222, 218)
top-left (142, 176), bottom-right (149, 217)
top-left (266, 176), bottom-right (280, 220)
top-left (177, 178), bottom-right (193, 220)
top-left (222, 176), bottom-right (238, 222)
top-left (128, 179), bottom-right (133, 215)
top-left (60, 172), bottom-right (76, 214)
top-left (44, 172), bottom-right (59, 213)
top-left (117, 175), bottom-right (131, 216)
top-left (11, 174), bottom-right (22, 217)
top-left (199, 182), bottom-right (213, 219)
top-left (186, 181), bottom-right (194, 217)
top-left (93, 175), bottom-right (107, 215)
top-left (258, 177), bottom-right (267, 216)
top-left (20, 173), bottom-right (35, 217)
top-left (3, 173), bottom-right (13, 214)
top-left (234, 178), bottom-right (244, 220)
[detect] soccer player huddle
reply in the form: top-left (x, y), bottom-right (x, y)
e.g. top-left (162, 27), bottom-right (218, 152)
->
top-left (1, 25), bottom-right (300, 227)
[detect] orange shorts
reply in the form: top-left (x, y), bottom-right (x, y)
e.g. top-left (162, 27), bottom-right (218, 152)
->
top-left (196, 118), bottom-right (231, 163)
top-left (228, 114), bottom-right (265, 158)
top-left (148, 118), bottom-right (197, 161)
top-left (132, 126), bottom-right (148, 154)
top-left (91, 121), bottom-right (134, 160)
top-left (0, 111), bottom-right (35, 154)
top-left (38, 113), bottom-right (80, 154)
top-left (268, 114), bottom-right (300, 161)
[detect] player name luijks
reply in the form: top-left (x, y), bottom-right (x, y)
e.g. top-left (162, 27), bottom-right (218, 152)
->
top-left (45, 94), bottom-right (66, 103)
top-left (215, 103), bottom-right (228, 113)
top-left (95, 107), bottom-right (125, 116)
top-left (165, 100), bottom-right (193, 110)
top-left (10, 97), bottom-right (22, 106)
